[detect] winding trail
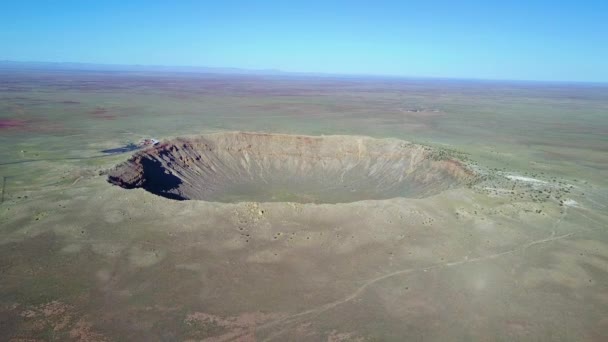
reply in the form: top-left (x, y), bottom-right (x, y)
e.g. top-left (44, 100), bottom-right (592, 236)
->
top-left (257, 228), bottom-right (574, 336)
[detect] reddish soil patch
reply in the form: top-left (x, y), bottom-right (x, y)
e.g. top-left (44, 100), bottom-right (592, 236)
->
top-left (0, 119), bottom-right (28, 129)
top-left (0, 117), bottom-right (68, 133)
top-left (0, 119), bottom-right (26, 128)
top-left (90, 107), bottom-right (118, 120)
top-left (184, 311), bottom-right (283, 341)
top-left (2, 301), bottom-right (108, 342)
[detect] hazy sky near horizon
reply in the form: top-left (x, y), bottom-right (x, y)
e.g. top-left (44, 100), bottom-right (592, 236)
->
top-left (1, 0), bottom-right (607, 82)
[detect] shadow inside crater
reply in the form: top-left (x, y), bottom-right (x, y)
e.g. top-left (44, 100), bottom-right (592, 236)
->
top-left (138, 157), bottom-right (185, 201)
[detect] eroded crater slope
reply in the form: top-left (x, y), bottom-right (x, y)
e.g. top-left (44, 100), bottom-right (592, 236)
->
top-left (107, 132), bottom-right (476, 203)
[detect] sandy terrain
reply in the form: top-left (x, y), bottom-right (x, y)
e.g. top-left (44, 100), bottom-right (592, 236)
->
top-left (1, 71), bottom-right (607, 341)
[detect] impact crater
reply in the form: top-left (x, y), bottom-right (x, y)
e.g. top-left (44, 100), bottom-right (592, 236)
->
top-left (108, 132), bottom-right (476, 203)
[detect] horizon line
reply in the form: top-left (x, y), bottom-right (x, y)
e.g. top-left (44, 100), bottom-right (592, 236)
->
top-left (1, 59), bottom-right (607, 86)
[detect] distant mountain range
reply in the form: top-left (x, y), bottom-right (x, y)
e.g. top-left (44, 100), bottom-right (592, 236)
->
top-left (0, 60), bottom-right (315, 76)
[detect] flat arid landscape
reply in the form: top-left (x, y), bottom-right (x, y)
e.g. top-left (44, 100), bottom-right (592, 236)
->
top-left (1, 68), bottom-right (607, 341)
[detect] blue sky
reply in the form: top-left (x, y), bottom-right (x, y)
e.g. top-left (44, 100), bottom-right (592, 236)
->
top-left (1, 0), bottom-right (607, 82)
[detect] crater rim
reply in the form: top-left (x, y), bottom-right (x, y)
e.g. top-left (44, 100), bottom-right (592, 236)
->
top-left (107, 131), bottom-right (478, 204)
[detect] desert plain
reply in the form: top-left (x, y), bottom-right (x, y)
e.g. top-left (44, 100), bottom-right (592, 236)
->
top-left (1, 69), bottom-right (607, 341)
